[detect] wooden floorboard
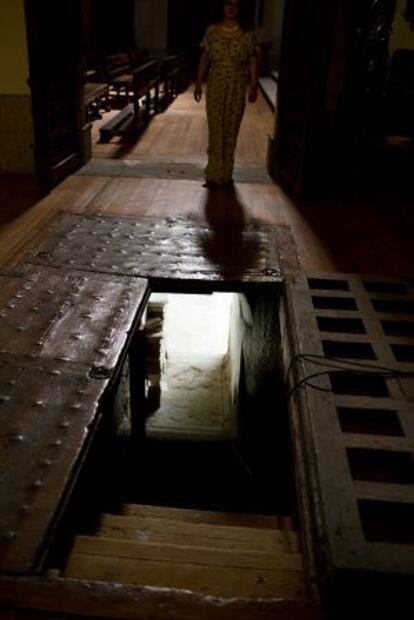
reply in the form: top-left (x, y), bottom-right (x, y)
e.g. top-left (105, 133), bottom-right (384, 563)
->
top-left (0, 576), bottom-right (323, 620)
top-left (0, 87), bottom-right (413, 276)
top-left (0, 174), bottom-right (43, 227)
top-left (91, 89), bottom-right (273, 167)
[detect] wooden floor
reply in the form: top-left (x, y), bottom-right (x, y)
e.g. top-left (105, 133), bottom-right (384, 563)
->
top-left (92, 89), bottom-right (274, 166)
top-left (0, 88), bottom-right (413, 277)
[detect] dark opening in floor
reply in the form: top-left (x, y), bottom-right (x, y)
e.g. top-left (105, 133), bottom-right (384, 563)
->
top-left (46, 287), bottom-right (296, 569)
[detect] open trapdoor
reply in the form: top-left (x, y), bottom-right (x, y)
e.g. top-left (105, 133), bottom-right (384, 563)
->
top-left (0, 213), bottom-right (288, 576)
top-left (1, 213), bottom-right (413, 619)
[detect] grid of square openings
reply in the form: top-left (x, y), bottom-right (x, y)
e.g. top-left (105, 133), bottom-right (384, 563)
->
top-left (308, 275), bottom-right (414, 546)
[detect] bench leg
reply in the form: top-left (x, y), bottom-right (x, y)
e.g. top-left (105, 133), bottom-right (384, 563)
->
top-left (103, 92), bottom-right (111, 112)
top-left (133, 98), bottom-right (140, 136)
top-left (154, 83), bottom-right (160, 114)
top-left (145, 92), bottom-right (151, 123)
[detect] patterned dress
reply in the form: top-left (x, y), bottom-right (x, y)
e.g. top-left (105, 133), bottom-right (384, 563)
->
top-left (201, 25), bottom-right (256, 185)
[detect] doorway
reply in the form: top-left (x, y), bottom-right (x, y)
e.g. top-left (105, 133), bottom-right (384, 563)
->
top-left (83, 0), bottom-right (281, 174)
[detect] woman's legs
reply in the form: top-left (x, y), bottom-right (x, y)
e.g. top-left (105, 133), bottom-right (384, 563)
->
top-left (223, 102), bottom-right (245, 183)
top-left (205, 82), bottom-right (226, 184)
top-left (205, 70), bottom-right (246, 186)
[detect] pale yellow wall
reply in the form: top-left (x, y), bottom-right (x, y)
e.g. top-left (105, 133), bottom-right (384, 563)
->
top-left (390, 0), bottom-right (414, 53)
top-left (0, 0), bottom-right (30, 95)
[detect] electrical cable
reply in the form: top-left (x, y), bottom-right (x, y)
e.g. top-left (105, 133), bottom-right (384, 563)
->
top-left (285, 352), bottom-right (414, 400)
top-left (286, 352), bottom-right (409, 380)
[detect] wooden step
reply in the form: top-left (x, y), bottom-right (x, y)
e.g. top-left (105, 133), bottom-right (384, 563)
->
top-left (64, 537), bottom-right (308, 600)
top-left (98, 514), bottom-right (300, 554)
top-left (70, 536), bottom-right (303, 571)
top-left (0, 578), bottom-right (322, 620)
top-left (122, 503), bottom-right (296, 530)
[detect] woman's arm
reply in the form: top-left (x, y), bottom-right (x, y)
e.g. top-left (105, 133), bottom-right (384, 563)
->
top-left (194, 52), bottom-right (210, 102)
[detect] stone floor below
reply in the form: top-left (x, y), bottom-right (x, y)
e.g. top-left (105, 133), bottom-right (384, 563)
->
top-left (145, 293), bottom-right (236, 441)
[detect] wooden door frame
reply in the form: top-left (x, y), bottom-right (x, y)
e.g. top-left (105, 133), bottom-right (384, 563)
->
top-left (24, 0), bottom-right (89, 192)
top-left (268, 0), bottom-right (398, 198)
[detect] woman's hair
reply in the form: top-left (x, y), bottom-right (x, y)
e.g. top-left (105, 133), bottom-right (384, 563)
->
top-left (213, 0), bottom-right (255, 32)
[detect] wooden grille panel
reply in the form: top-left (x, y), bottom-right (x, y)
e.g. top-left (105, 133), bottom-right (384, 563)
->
top-left (283, 273), bottom-right (414, 583)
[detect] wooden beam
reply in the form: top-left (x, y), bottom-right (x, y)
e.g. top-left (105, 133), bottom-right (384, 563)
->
top-left (0, 576), bottom-right (322, 620)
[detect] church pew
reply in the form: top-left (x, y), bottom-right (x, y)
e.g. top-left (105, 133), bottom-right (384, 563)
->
top-left (99, 60), bottom-right (161, 141)
top-left (132, 60), bottom-right (161, 133)
top-left (84, 82), bottom-right (110, 120)
top-left (103, 53), bottom-right (133, 104)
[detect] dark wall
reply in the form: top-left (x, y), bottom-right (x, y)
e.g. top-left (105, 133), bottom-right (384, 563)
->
top-left (167, 0), bottom-right (257, 58)
top-left (82, 0), bottom-right (256, 63)
top-left (167, 1), bottom-right (208, 57)
top-left (83, 0), bottom-right (134, 56)
top-left (24, 0), bottom-right (87, 189)
top-left (167, 0), bottom-right (257, 81)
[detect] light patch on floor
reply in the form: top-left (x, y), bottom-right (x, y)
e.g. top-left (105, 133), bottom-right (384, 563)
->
top-left (146, 293), bottom-right (236, 440)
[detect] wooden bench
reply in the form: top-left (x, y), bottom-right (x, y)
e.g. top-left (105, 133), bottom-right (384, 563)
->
top-left (160, 55), bottom-right (181, 108)
top-left (104, 53), bottom-right (133, 104)
top-left (99, 60), bottom-right (161, 141)
top-left (84, 82), bottom-right (110, 120)
top-left (98, 53), bottom-right (189, 141)
top-left (99, 103), bottom-right (135, 142)
top-left (159, 53), bottom-right (190, 109)
top-left (132, 60), bottom-right (161, 133)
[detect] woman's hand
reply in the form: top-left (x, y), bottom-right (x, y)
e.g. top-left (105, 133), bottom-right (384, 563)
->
top-left (248, 85), bottom-right (258, 103)
top-left (194, 84), bottom-right (203, 102)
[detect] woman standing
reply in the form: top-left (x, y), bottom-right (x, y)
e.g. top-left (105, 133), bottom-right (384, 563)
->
top-left (194, 0), bottom-right (258, 187)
